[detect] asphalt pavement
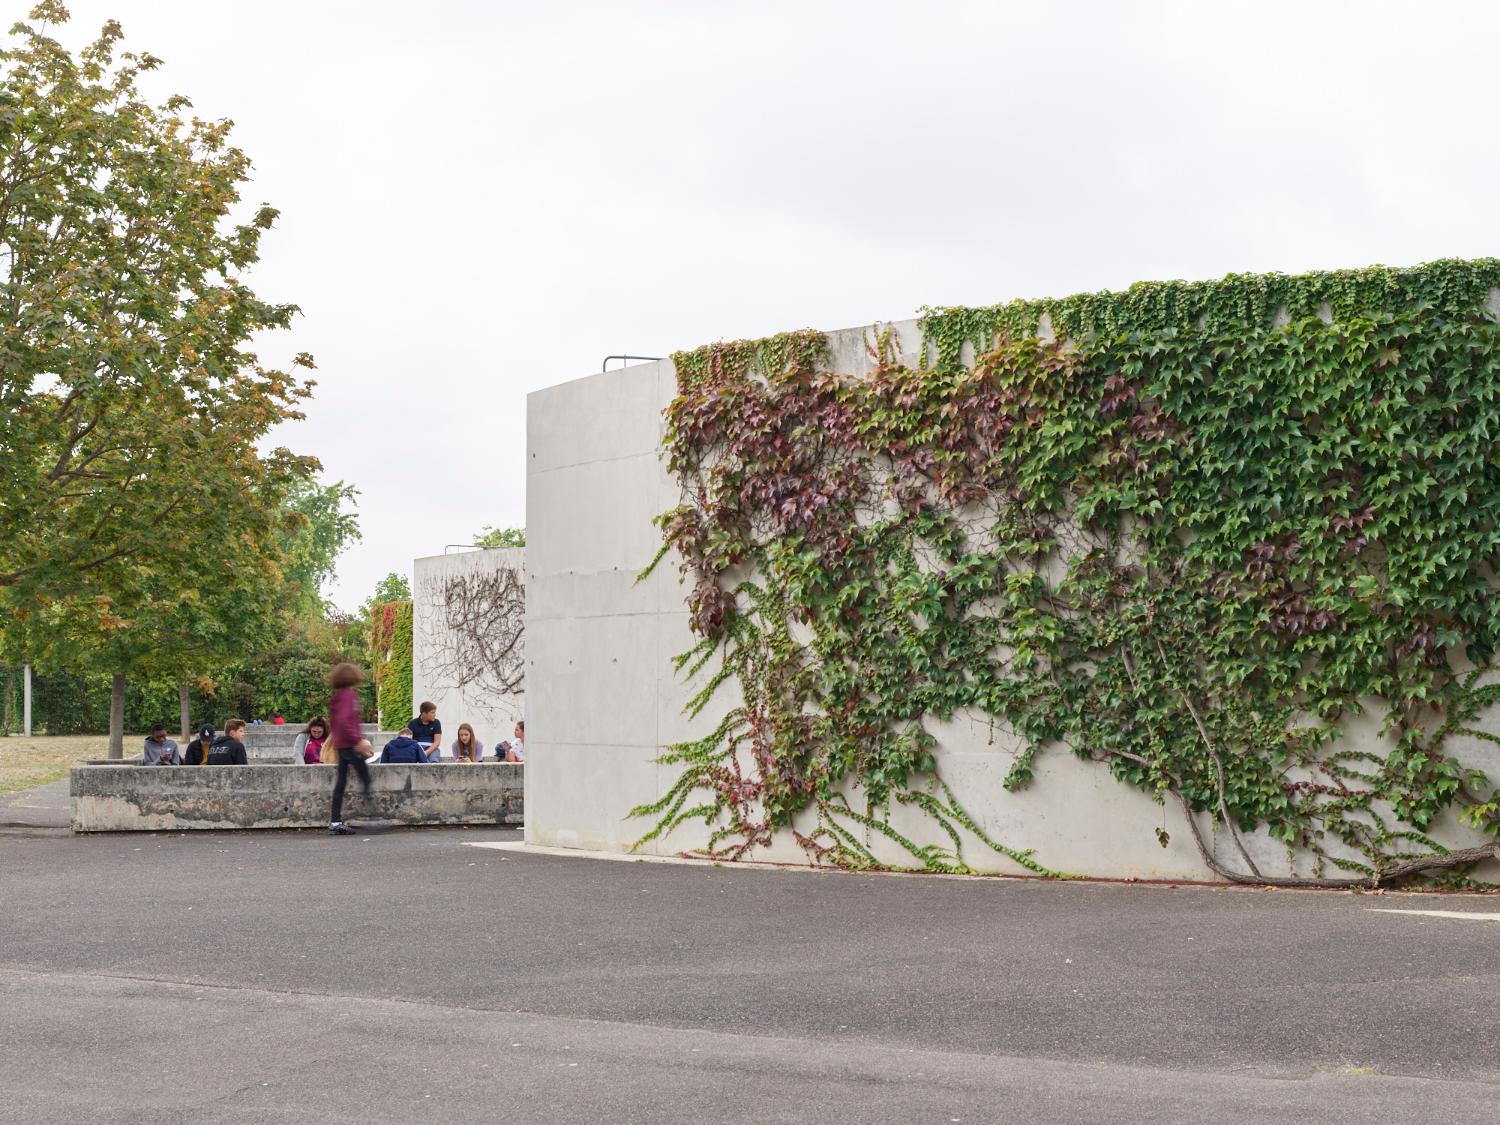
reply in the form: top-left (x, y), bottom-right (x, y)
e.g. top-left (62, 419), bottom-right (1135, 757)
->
top-left (2, 818), bottom-right (1498, 1123)
top-left (0, 777), bottom-right (69, 830)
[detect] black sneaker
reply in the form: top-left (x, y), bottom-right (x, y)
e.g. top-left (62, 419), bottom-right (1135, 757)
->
top-left (329, 823), bottom-right (357, 836)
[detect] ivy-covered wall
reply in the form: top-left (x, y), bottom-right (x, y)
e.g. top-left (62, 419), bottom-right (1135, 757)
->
top-left (638, 260), bottom-right (1500, 888)
top-left (371, 599), bottom-right (413, 729)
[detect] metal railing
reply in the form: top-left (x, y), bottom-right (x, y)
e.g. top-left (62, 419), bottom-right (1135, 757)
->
top-left (601, 354), bottom-right (663, 373)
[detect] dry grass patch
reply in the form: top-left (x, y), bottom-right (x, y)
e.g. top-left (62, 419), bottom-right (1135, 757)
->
top-left (0, 734), bottom-right (117, 796)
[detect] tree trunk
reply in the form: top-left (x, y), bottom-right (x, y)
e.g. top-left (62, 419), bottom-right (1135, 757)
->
top-left (3, 666), bottom-right (13, 733)
top-left (178, 683), bottom-right (192, 743)
top-left (108, 673), bottom-right (126, 759)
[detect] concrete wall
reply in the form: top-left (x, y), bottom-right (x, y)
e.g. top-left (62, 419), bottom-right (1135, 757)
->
top-left (237, 724), bottom-right (395, 763)
top-left (72, 763), bottom-right (523, 832)
top-left (525, 322), bottom-right (1500, 881)
top-left (413, 548), bottom-right (525, 757)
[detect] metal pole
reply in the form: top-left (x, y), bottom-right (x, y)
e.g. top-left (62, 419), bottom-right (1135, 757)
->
top-left (23, 663), bottom-right (32, 736)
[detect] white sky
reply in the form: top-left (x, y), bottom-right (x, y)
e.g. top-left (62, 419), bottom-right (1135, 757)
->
top-left (54, 0), bottom-right (1500, 610)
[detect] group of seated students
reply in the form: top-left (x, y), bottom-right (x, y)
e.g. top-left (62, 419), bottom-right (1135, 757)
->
top-left (142, 721), bottom-right (249, 765)
top-left (290, 701), bottom-right (525, 766)
top-left (139, 704), bottom-right (525, 767)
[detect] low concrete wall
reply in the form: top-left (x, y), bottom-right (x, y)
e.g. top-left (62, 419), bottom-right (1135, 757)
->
top-left (242, 729), bottom-right (403, 763)
top-left (71, 763), bottom-right (523, 832)
top-left (237, 724), bottom-right (388, 757)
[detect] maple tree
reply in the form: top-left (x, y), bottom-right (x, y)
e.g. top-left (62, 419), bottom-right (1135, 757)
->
top-left (0, 5), bottom-right (319, 754)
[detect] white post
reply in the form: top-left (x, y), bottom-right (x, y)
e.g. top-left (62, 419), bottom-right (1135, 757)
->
top-left (23, 663), bottom-right (32, 736)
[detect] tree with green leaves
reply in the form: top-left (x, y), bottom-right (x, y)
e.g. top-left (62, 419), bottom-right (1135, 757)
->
top-left (0, 5), bottom-right (319, 754)
top-left (359, 572), bottom-right (411, 620)
top-left (281, 477), bottom-right (362, 619)
top-left (474, 526), bottom-right (525, 549)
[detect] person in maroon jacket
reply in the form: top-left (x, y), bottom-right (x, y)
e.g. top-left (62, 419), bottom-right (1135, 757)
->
top-left (327, 663), bottom-right (374, 835)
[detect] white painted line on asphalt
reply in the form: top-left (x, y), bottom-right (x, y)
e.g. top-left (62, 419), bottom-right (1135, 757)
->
top-left (1369, 909), bottom-right (1500, 922)
top-left (466, 840), bottom-right (699, 865)
top-left (463, 840), bottom-right (989, 878)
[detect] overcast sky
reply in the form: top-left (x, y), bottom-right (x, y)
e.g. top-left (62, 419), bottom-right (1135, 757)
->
top-left (55, 0), bottom-right (1500, 610)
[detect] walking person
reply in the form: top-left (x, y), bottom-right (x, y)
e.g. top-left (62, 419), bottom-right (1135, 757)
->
top-left (327, 663), bottom-right (373, 836)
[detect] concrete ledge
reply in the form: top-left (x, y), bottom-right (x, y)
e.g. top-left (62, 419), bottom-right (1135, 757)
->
top-left (90, 730), bottom-right (407, 765)
top-left (70, 763), bottom-right (523, 832)
top-left (237, 724), bottom-right (389, 753)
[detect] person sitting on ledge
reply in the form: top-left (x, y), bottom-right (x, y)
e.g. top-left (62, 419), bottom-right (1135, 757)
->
top-left (184, 725), bottom-right (216, 765)
top-left (205, 719), bottom-right (249, 765)
top-left (380, 729), bottom-right (429, 764)
top-left (293, 717), bottom-right (329, 764)
top-left (142, 724), bottom-right (181, 765)
top-left (450, 722), bottom-right (483, 763)
top-left (407, 701), bottom-right (442, 761)
top-left (497, 720), bottom-right (524, 762)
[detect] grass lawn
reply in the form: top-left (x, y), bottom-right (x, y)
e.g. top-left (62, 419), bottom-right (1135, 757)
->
top-left (0, 734), bottom-right (121, 796)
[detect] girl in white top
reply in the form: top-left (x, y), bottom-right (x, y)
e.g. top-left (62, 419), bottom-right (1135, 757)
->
top-left (500, 720), bottom-right (525, 762)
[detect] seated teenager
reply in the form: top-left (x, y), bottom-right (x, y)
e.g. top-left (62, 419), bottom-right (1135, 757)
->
top-left (407, 702), bottom-right (442, 761)
top-left (380, 730), bottom-right (428, 764)
top-left (205, 719), bottom-right (249, 765)
top-left (450, 723), bottom-right (483, 763)
top-left (142, 724), bottom-right (182, 765)
top-left (293, 718), bottom-right (329, 764)
top-left (497, 720), bottom-right (525, 762)
top-left (184, 725), bottom-right (216, 765)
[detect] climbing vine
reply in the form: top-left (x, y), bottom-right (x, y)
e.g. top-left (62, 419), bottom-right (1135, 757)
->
top-left (639, 259), bottom-right (1500, 886)
top-left (370, 599), bottom-right (413, 729)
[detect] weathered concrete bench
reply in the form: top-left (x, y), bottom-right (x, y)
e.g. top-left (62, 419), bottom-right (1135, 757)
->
top-left (237, 723), bottom-right (386, 750)
top-left (111, 728), bottom-right (405, 764)
top-left (103, 731), bottom-right (471, 766)
top-left (71, 763), bottom-right (523, 832)
top-left (241, 729), bottom-right (405, 764)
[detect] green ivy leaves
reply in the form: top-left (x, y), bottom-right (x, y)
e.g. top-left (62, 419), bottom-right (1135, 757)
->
top-left (644, 262), bottom-right (1500, 885)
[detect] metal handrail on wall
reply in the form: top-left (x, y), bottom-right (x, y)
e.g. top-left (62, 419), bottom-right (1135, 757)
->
top-left (601, 354), bottom-right (663, 373)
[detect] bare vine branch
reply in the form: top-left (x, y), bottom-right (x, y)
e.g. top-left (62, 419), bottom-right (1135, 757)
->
top-left (418, 566), bottom-right (526, 699)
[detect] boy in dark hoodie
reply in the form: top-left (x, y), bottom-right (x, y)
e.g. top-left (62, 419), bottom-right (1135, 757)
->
top-left (206, 719), bottom-right (249, 765)
top-left (184, 725), bottom-right (217, 765)
top-left (380, 730), bottom-right (428, 764)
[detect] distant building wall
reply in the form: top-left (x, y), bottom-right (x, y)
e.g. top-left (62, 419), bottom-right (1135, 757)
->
top-left (412, 548), bottom-right (525, 756)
